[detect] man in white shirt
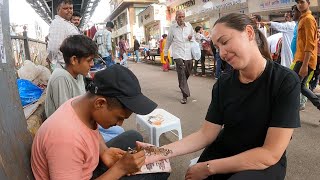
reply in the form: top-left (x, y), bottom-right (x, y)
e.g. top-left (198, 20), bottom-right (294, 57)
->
top-left (164, 10), bottom-right (194, 104)
top-left (93, 22), bottom-right (115, 67)
top-left (47, 0), bottom-right (79, 69)
top-left (262, 12), bottom-right (296, 68)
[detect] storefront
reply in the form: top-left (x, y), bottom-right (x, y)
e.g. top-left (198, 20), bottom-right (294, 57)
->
top-left (167, 0), bottom-right (248, 35)
top-left (138, 4), bottom-right (170, 43)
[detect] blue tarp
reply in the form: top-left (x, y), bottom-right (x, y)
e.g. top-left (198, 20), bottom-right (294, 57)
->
top-left (17, 79), bottom-right (43, 107)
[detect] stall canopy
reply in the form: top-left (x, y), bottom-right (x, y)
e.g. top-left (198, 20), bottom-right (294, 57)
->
top-left (26, 0), bottom-right (100, 28)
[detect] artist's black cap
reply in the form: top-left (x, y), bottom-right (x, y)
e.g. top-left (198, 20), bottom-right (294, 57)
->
top-left (88, 65), bottom-right (157, 115)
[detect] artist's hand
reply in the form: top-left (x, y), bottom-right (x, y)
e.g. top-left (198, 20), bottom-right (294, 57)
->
top-left (164, 56), bottom-right (169, 61)
top-left (103, 147), bottom-right (126, 168)
top-left (185, 162), bottom-right (210, 180)
top-left (114, 147), bottom-right (146, 175)
top-left (299, 64), bottom-right (308, 78)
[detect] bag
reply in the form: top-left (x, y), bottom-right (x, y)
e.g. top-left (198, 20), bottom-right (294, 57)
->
top-left (17, 79), bottom-right (43, 107)
top-left (202, 40), bottom-right (213, 56)
top-left (191, 41), bottom-right (201, 60)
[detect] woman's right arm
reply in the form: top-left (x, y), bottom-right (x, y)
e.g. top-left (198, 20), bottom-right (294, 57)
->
top-left (144, 121), bottom-right (222, 164)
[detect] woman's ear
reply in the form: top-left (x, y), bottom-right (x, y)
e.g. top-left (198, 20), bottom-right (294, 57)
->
top-left (94, 97), bottom-right (107, 110)
top-left (245, 25), bottom-right (255, 41)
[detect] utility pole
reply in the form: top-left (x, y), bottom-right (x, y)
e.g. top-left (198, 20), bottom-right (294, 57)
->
top-left (0, 0), bottom-right (34, 179)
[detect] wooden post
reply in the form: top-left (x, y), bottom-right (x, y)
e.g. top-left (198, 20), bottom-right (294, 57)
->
top-left (0, 0), bottom-right (34, 179)
top-left (23, 26), bottom-right (31, 61)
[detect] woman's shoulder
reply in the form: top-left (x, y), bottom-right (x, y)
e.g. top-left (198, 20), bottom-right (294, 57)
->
top-left (269, 61), bottom-right (299, 82)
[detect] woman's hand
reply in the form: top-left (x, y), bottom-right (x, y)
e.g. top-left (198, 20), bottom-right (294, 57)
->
top-left (185, 162), bottom-right (211, 180)
top-left (136, 141), bottom-right (168, 164)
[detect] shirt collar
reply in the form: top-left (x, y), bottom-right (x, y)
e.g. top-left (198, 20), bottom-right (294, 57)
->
top-left (175, 22), bottom-right (187, 28)
top-left (300, 10), bottom-right (312, 19)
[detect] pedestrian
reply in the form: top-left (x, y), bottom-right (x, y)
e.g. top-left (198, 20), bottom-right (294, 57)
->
top-left (164, 10), bottom-right (195, 104)
top-left (160, 34), bottom-right (170, 72)
top-left (32, 64), bottom-right (170, 180)
top-left (70, 11), bottom-right (81, 33)
top-left (133, 36), bottom-right (141, 63)
top-left (119, 35), bottom-right (128, 67)
top-left (292, 0), bottom-right (320, 110)
top-left (193, 26), bottom-right (209, 77)
top-left (289, 4), bottom-right (308, 110)
top-left (261, 12), bottom-right (296, 68)
top-left (93, 22), bottom-right (115, 67)
top-left (47, 0), bottom-right (79, 69)
top-left (140, 13), bottom-right (300, 180)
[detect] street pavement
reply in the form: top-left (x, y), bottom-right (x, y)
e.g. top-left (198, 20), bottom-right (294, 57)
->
top-left (121, 61), bottom-right (320, 180)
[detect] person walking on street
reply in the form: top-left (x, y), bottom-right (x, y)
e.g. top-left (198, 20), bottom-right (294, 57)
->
top-left (164, 10), bottom-right (195, 104)
top-left (133, 36), bottom-right (141, 63)
top-left (93, 22), bottom-right (115, 67)
top-left (119, 36), bottom-right (128, 67)
top-left (160, 34), bottom-right (171, 72)
top-left (194, 26), bottom-right (209, 77)
top-left (293, 0), bottom-right (320, 110)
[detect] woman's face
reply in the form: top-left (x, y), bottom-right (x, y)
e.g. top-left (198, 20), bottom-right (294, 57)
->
top-left (211, 23), bottom-right (253, 70)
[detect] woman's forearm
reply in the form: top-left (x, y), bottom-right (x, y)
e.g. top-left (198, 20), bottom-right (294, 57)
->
top-left (163, 122), bottom-right (222, 158)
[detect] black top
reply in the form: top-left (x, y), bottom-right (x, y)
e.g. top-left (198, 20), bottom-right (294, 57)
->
top-left (134, 39), bottom-right (140, 51)
top-left (205, 60), bottom-right (300, 158)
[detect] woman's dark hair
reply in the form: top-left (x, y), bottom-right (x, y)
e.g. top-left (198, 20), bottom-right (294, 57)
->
top-left (214, 13), bottom-right (271, 60)
top-left (60, 35), bottom-right (98, 65)
top-left (195, 26), bottom-right (202, 33)
top-left (162, 34), bottom-right (167, 38)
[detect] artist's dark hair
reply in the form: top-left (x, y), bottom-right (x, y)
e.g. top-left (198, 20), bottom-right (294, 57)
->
top-left (162, 34), bottom-right (167, 38)
top-left (60, 35), bottom-right (98, 65)
top-left (214, 13), bottom-right (271, 60)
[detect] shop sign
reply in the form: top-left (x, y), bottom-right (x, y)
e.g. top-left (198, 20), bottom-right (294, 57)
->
top-left (200, 0), bottom-right (246, 11)
top-left (259, 0), bottom-right (295, 9)
top-left (170, 0), bottom-right (196, 13)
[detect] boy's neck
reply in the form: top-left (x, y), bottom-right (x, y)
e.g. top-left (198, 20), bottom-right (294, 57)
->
top-left (71, 95), bottom-right (97, 130)
top-left (65, 65), bottom-right (78, 78)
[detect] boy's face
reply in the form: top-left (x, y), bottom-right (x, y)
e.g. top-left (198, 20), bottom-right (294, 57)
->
top-left (296, 0), bottom-right (310, 12)
top-left (92, 98), bottom-right (132, 129)
top-left (72, 55), bottom-right (94, 76)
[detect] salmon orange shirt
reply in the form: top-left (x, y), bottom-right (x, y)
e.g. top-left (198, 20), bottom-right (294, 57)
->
top-left (31, 98), bottom-right (100, 180)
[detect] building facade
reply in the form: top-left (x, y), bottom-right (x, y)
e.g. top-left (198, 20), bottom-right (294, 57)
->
top-left (108, 0), bottom-right (160, 48)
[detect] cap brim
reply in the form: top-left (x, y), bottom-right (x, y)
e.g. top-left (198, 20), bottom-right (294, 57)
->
top-left (117, 94), bottom-right (157, 115)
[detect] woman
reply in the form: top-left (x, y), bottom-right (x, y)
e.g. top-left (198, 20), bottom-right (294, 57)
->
top-left (140, 13), bottom-right (300, 180)
top-left (160, 34), bottom-right (171, 71)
